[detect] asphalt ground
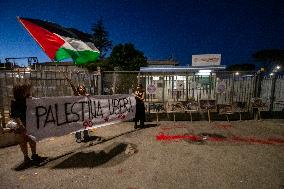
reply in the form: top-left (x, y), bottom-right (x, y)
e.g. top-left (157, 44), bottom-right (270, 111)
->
top-left (0, 120), bottom-right (284, 189)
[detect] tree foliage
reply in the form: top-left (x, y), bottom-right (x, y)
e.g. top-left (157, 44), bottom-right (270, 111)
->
top-left (83, 19), bottom-right (113, 71)
top-left (226, 63), bottom-right (256, 71)
top-left (253, 49), bottom-right (284, 70)
top-left (108, 43), bottom-right (148, 71)
top-left (84, 59), bottom-right (114, 71)
top-left (91, 19), bottom-right (112, 59)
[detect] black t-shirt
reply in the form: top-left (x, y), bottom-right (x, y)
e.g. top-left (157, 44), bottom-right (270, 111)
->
top-left (10, 99), bottom-right (27, 126)
top-left (134, 90), bottom-right (145, 104)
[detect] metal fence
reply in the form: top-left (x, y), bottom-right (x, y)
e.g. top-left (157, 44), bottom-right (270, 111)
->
top-left (0, 69), bottom-right (284, 125)
top-left (141, 72), bottom-right (284, 110)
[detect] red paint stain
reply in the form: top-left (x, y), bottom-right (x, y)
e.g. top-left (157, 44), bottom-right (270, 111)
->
top-left (156, 133), bottom-right (203, 141)
top-left (83, 120), bottom-right (93, 128)
top-left (156, 133), bottom-right (284, 145)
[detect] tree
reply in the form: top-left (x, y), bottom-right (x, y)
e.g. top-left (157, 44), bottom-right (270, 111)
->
top-left (108, 43), bottom-right (148, 71)
top-left (91, 19), bottom-right (112, 59)
top-left (253, 49), bottom-right (284, 71)
top-left (84, 59), bottom-right (114, 71)
top-left (226, 63), bottom-right (256, 71)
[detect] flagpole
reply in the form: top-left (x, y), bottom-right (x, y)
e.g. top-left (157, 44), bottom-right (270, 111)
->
top-left (16, 16), bottom-right (53, 62)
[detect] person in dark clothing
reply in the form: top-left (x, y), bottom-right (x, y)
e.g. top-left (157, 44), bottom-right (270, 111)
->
top-left (133, 84), bottom-right (146, 129)
top-left (9, 83), bottom-right (46, 164)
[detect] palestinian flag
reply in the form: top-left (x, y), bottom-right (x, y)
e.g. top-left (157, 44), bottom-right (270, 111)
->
top-left (17, 17), bottom-right (100, 65)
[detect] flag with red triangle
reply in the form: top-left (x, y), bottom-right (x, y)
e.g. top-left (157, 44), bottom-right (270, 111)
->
top-left (18, 17), bottom-right (100, 65)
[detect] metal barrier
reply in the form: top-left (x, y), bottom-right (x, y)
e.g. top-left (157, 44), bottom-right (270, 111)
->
top-left (1, 69), bottom-right (283, 126)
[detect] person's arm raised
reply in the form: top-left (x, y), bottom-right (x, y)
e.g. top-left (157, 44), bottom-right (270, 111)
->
top-left (63, 72), bottom-right (79, 96)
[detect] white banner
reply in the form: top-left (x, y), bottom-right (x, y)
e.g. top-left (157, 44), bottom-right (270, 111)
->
top-left (192, 54), bottom-right (221, 66)
top-left (26, 94), bottom-right (136, 140)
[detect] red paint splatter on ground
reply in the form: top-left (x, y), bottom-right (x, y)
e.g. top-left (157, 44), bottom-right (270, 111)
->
top-left (156, 133), bottom-right (203, 141)
top-left (156, 133), bottom-right (284, 145)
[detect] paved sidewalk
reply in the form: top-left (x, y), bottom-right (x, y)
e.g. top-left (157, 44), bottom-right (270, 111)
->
top-left (0, 120), bottom-right (284, 189)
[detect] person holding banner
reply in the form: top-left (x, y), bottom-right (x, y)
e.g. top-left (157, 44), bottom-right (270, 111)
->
top-left (9, 83), bottom-right (46, 165)
top-left (133, 84), bottom-right (146, 129)
top-left (64, 72), bottom-right (89, 96)
top-left (64, 73), bottom-right (101, 142)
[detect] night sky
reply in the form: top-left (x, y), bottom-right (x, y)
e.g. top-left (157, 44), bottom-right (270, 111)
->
top-left (0, 0), bottom-right (283, 66)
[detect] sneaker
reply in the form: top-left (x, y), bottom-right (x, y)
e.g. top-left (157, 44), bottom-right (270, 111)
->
top-left (75, 131), bottom-right (82, 143)
top-left (83, 130), bottom-right (90, 141)
top-left (31, 154), bottom-right (47, 163)
top-left (23, 156), bottom-right (32, 165)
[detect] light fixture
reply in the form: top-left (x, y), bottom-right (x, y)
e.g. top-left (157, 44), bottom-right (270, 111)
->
top-left (235, 72), bottom-right (239, 76)
top-left (198, 70), bottom-right (212, 73)
top-left (176, 76), bottom-right (186, 80)
top-left (197, 69), bottom-right (211, 76)
top-left (152, 76), bottom-right (160, 80)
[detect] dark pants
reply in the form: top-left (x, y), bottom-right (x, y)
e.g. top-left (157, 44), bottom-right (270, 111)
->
top-left (135, 102), bottom-right (145, 127)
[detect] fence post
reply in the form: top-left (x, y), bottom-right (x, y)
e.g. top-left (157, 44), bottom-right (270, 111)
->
top-left (254, 71), bottom-right (262, 98)
top-left (97, 67), bottom-right (102, 95)
top-left (269, 74), bottom-right (277, 111)
top-left (231, 73), bottom-right (235, 104)
top-left (186, 72), bottom-right (189, 101)
top-left (137, 72), bottom-right (141, 84)
top-left (162, 72), bottom-right (165, 104)
top-left (0, 78), bottom-right (4, 127)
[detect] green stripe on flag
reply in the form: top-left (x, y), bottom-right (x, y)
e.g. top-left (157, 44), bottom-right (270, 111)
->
top-left (55, 48), bottom-right (100, 65)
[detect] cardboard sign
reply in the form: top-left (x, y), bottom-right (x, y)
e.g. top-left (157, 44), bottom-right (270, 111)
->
top-left (26, 95), bottom-right (136, 140)
top-left (192, 54), bottom-right (221, 66)
top-left (145, 102), bottom-right (165, 113)
top-left (199, 100), bottom-right (216, 110)
top-left (166, 102), bottom-right (184, 112)
top-left (216, 81), bottom-right (226, 93)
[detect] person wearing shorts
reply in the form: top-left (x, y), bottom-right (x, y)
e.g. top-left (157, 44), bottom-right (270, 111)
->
top-left (9, 83), bottom-right (45, 164)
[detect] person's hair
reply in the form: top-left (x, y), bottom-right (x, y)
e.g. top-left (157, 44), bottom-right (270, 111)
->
top-left (13, 83), bottom-right (32, 100)
top-left (138, 83), bottom-right (143, 88)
